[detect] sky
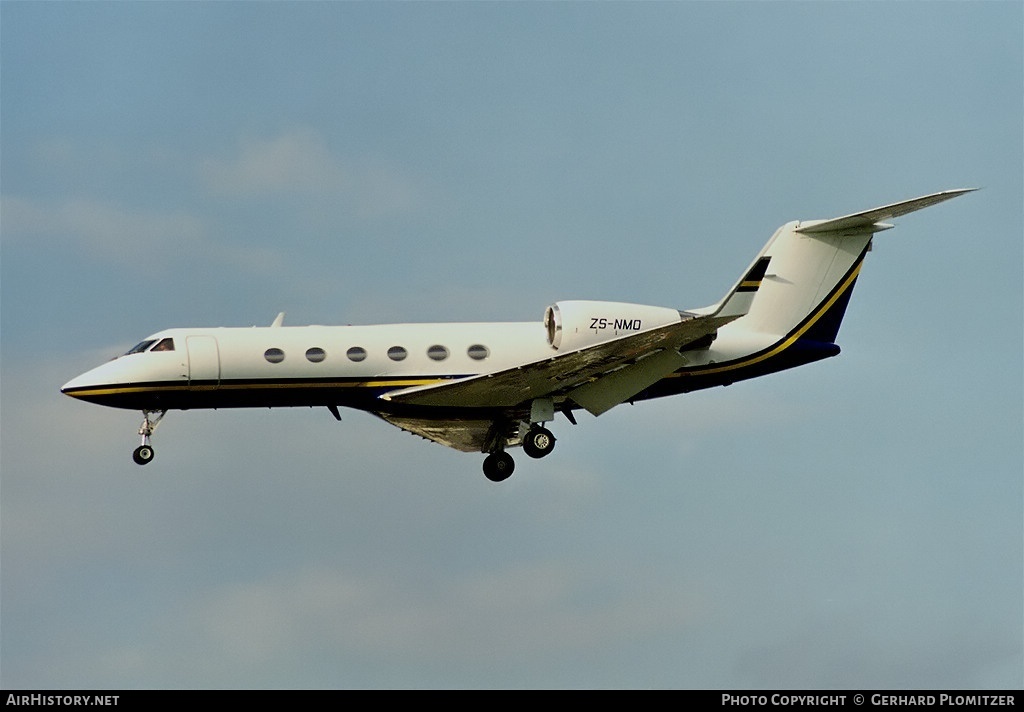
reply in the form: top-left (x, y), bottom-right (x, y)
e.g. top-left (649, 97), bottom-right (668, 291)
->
top-left (1, 1), bottom-right (1021, 690)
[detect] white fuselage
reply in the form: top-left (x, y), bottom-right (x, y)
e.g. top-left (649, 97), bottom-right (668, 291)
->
top-left (60, 317), bottom-right (782, 414)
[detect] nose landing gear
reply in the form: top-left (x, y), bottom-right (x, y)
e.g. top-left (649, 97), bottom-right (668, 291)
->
top-left (133, 410), bottom-right (166, 465)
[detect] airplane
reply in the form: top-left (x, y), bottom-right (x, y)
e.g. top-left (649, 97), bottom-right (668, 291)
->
top-left (62, 189), bottom-right (973, 481)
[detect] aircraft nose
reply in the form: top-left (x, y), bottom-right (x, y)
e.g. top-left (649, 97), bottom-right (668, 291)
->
top-left (60, 359), bottom-right (123, 402)
top-left (60, 353), bottom-right (179, 409)
top-left (61, 371), bottom-right (96, 399)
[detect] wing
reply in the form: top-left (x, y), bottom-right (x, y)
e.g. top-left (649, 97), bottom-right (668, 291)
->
top-left (374, 252), bottom-right (773, 452)
top-left (380, 310), bottom-right (736, 416)
top-left (370, 313), bottom-right (733, 453)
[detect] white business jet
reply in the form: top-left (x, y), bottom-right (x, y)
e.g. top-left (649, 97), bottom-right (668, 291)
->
top-left (62, 189), bottom-right (972, 481)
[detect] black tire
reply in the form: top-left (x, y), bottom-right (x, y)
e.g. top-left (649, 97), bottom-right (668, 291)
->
top-left (133, 445), bottom-right (154, 465)
top-left (522, 427), bottom-right (556, 459)
top-left (483, 452), bottom-right (515, 482)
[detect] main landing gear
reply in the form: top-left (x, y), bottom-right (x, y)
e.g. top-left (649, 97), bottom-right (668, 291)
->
top-left (482, 425), bottom-right (557, 482)
top-left (133, 410), bottom-right (166, 465)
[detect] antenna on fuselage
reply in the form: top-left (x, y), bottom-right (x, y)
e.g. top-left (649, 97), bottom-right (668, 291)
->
top-left (271, 312), bottom-right (285, 327)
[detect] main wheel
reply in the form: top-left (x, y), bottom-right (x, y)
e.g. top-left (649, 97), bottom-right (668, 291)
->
top-left (522, 427), bottom-right (556, 459)
top-left (483, 451), bottom-right (515, 482)
top-left (133, 445), bottom-right (155, 465)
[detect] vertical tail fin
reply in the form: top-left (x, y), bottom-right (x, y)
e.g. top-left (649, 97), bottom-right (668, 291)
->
top-left (739, 223), bottom-right (871, 340)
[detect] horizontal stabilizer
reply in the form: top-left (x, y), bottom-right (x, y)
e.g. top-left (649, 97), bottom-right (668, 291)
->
top-left (796, 189), bottom-right (976, 235)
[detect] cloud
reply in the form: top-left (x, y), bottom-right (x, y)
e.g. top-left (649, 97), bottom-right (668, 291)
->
top-left (734, 612), bottom-right (1023, 689)
top-left (2, 128), bottom-right (424, 278)
top-left (200, 128), bottom-right (345, 197)
top-left (190, 560), bottom-right (703, 665)
top-left (199, 128), bottom-right (424, 219)
top-left (2, 195), bottom-right (203, 258)
top-left (1, 194), bottom-right (279, 274)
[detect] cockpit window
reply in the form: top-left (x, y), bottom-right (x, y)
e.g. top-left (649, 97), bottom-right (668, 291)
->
top-left (151, 338), bottom-right (175, 352)
top-left (125, 340), bottom-right (156, 355)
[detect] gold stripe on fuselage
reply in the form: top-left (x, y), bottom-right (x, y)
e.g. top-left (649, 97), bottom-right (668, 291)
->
top-left (64, 378), bottom-right (448, 398)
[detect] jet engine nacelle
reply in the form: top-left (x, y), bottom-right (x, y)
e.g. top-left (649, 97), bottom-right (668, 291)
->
top-left (544, 300), bottom-right (682, 351)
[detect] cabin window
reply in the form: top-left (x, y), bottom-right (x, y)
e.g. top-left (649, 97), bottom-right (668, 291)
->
top-left (387, 346), bottom-right (408, 361)
top-left (125, 340), bottom-right (156, 356)
top-left (151, 338), bottom-right (175, 352)
top-left (346, 347), bottom-right (367, 362)
top-left (305, 347), bottom-right (326, 363)
top-left (427, 345), bottom-right (449, 361)
top-left (264, 348), bottom-right (285, 364)
top-left (467, 344), bottom-right (490, 360)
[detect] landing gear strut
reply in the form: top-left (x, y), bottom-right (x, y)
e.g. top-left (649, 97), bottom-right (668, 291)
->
top-left (133, 410), bottom-right (165, 465)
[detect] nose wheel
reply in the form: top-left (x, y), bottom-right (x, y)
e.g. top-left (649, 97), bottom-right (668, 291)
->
top-left (133, 445), bottom-right (155, 465)
top-left (133, 410), bottom-right (165, 465)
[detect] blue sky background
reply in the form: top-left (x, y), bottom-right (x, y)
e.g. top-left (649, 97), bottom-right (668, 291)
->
top-left (2, 1), bottom-right (1020, 690)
